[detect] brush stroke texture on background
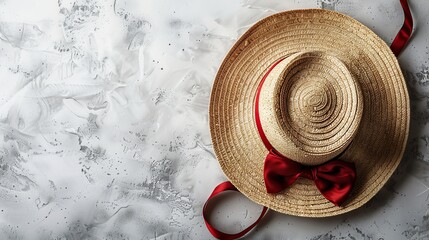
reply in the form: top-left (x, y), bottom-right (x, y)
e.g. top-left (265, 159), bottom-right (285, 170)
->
top-left (0, 0), bottom-right (428, 239)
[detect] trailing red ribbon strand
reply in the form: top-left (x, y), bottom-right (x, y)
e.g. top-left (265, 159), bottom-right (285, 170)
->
top-left (390, 0), bottom-right (413, 56)
top-left (204, 0), bottom-right (413, 238)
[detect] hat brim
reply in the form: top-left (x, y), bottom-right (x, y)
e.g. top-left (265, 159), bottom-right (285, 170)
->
top-left (209, 9), bottom-right (409, 217)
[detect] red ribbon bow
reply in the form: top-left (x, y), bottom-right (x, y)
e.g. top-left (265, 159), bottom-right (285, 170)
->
top-left (264, 150), bottom-right (356, 206)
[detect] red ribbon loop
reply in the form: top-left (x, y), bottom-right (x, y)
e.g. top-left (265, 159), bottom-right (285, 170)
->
top-left (264, 150), bottom-right (356, 206)
top-left (203, 181), bottom-right (268, 240)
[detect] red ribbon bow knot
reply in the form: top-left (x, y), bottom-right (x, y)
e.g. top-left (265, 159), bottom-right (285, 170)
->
top-left (263, 150), bottom-right (356, 206)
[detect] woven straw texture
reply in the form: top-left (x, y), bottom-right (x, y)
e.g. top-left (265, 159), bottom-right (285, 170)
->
top-left (258, 51), bottom-right (363, 165)
top-left (209, 9), bottom-right (410, 217)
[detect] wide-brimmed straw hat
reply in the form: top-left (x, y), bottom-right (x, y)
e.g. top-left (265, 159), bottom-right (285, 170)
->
top-left (209, 9), bottom-right (409, 217)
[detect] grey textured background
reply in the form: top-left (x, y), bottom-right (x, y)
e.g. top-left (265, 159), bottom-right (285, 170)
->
top-left (0, 0), bottom-right (428, 239)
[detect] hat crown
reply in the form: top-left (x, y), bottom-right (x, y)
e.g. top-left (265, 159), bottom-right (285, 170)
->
top-left (258, 51), bottom-right (363, 165)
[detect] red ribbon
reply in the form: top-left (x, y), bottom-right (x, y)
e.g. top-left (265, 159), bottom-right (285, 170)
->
top-left (390, 0), bottom-right (413, 56)
top-left (255, 58), bottom-right (356, 207)
top-left (204, 1), bottom-right (413, 238)
top-left (264, 150), bottom-right (356, 206)
top-left (203, 182), bottom-right (268, 240)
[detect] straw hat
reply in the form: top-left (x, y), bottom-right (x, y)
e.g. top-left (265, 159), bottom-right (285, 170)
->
top-left (209, 9), bottom-right (409, 217)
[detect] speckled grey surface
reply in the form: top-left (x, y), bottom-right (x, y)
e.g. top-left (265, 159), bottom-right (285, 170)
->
top-left (0, 0), bottom-right (428, 239)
